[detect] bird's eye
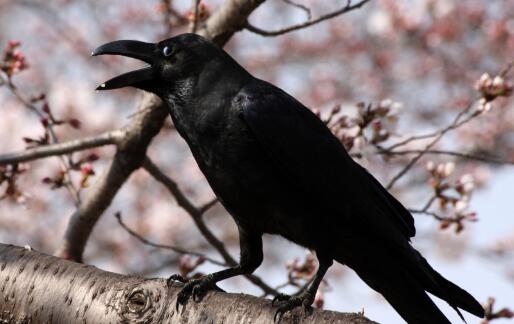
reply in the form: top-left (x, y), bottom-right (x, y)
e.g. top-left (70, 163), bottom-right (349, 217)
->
top-left (163, 46), bottom-right (173, 57)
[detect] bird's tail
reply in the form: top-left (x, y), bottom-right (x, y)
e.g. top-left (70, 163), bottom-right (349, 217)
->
top-left (350, 260), bottom-right (453, 324)
top-left (411, 250), bottom-right (485, 321)
top-left (336, 245), bottom-right (484, 323)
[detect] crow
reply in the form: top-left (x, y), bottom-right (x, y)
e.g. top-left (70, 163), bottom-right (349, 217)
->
top-left (93, 33), bottom-right (485, 323)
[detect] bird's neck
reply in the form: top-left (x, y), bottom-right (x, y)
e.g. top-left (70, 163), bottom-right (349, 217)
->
top-left (164, 78), bottom-right (195, 115)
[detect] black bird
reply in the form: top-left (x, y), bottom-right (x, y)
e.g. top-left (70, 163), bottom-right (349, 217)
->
top-left (93, 34), bottom-right (485, 323)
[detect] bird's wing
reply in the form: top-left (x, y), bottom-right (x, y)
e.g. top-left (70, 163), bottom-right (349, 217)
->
top-left (238, 81), bottom-right (415, 243)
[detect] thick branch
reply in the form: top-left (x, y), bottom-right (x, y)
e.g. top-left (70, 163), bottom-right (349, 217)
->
top-left (198, 0), bottom-right (266, 46)
top-left (55, 94), bottom-right (168, 261)
top-left (246, 0), bottom-right (371, 37)
top-left (0, 130), bottom-right (123, 165)
top-left (0, 244), bottom-right (375, 324)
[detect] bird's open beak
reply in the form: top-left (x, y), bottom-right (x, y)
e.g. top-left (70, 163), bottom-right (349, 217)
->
top-left (92, 40), bottom-right (157, 90)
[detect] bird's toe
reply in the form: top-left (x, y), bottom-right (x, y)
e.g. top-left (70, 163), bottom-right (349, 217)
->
top-left (174, 279), bottom-right (196, 311)
top-left (272, 293), bottom-right (291, 306)
top-left (167, 273), bottom-right (187, 287)
top-left (173, 276), bottom-right (217, 311)
top-left (273, 293), bottom-right (314, 322)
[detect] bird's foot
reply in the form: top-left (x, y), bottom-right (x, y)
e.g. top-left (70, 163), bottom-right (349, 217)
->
top-left (167, 274), bottom-right (187, 285)
top-left (272, 293), bottom-right (293, 306)
top-left (273, 292), bottom-right (314, 322)
top-left (167, 274), bottom-right (219, 311)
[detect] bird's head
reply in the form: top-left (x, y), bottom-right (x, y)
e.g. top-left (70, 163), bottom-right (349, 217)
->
top-left (93, 33), bottom-right (228, 95)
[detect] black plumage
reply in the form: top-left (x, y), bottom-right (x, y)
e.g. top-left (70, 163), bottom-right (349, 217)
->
top-left (93, 33), bottom-right (484, 323)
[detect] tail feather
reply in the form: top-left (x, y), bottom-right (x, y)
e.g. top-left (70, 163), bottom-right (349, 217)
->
top-left (414, 252), bottom-right (485, 319)
top-left (335, 245), bottom-right (485, 323)
top-left (354, 265), bottom-right (452, 324)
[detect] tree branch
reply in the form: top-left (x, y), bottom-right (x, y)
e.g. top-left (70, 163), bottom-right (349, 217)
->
top-left (0, 130), bottom-right (123, 165)
top-left (386, 101), bottom-right (480, 189)
top-left (408, 208), bottom-right (453, 222)
top-left (115, 212), bottom-right (226, 267)
top-left (383, 100), bottom-right (479, 152)
top-left (378, 148), bottom-right (514, 165)
top-left (0, 244), bottom-right (375, 324)
top-left (282, 0), bottom-right (312, 20)
top-left (55, 94), bottom-right (168, 261)
top-left (198, 0), bottom-right (266, 46)
top-left (190, 0), bottom-right (201, 33)
top-left (2, 73), bottom-right (82, 204)
top-left (245, 0), bottom-right (371, 37)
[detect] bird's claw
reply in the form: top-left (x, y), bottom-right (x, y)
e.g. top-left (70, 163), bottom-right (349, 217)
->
top-left (172, 276), bottom-right (215, 312)
top-left (167, 274), bottom-right (187, 286)
top-left (273, 293), bottom-right (314, 322)
top-left (272, 293), bottom-right (291, 306)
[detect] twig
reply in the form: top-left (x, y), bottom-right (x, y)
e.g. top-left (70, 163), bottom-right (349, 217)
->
top-left (408, 208), bottom-right (447, 221)
top-left (143, 157), bottom-right (201, 218)
top-left (383, 100), bottom-right (478, 152)
top-left (386, 101), bottom-right (480, 189)
top-left (199, 198), bottom-right (218, 214)
top-left (1, 73), bottom-right (44, 118)
top-left (3, 74), bottom-right (81, 204)
top-left (245, 0), bottom-right (371, 37)
top-left (500, 59), bottom-right (514, 77)
top-left (282, 0), bottom-right (311, 20)
top-left (0, 131), bottom-right (123, 165)
top-left (190, 0), bottom-right (201, 33)
top-left (160, 0), bottom-right (189, 35)
top-left (137, 258), bottom-right (180, 276)
top-left (115, 212), bottom-right (226, 266)
top-left (420, 195), bottom-right (437, 213)
top-left (143, 156), bottom-right (278, 296)
top-left (378, 148), bottom-right (514, 165)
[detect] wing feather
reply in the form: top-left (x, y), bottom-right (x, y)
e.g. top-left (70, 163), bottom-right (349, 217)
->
top-left (239, 81), bottom-right (415, 242)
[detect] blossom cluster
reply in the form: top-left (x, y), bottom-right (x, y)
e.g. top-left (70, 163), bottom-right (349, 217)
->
top-left (0, 40), bottom-right (29, 78)
top-left (426, 161), bottom-right (477, 233)
top-left (482, 297), bottom-right (514, 323)
top-left (41, 153), bottom-right (98, 190)
top-left (475, 73), bottom-right (513, 112)
top-left (322, 99), bottom-right (402, 156)
top-left (0, 164), bottom-right (28, 203)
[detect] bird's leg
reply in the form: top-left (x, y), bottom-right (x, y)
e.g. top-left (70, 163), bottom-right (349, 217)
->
top-left (169, 228), bottom-right (263, 311)
top-left (272, 276), bottom-right (315, 306)
top-left (273, 254), bottom-right (333, 322)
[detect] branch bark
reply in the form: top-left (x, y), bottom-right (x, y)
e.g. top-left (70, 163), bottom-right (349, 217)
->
top-left (198, 0), bottom-right (266, 46)
top-left (0, 244), bottom-right (375, 324)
